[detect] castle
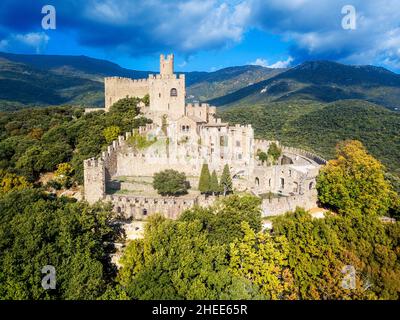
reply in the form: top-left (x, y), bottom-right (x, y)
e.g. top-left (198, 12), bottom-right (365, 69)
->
top-left (84, 54), bottom-right (326, 219)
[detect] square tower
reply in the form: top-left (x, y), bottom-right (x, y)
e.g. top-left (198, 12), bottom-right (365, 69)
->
top-left (147, 54), bottom-right (186, 121)
top-left (160, 54), bottom-right (174, 75)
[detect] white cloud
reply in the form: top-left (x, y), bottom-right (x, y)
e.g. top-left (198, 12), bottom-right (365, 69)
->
top-left (267, 57), bottom-right (294, 68)
top-left (250, 57), bottom-right (293, 68)
top-left (0, 32), bottom-right (49, 54)
top-left (249, 58), bottom-right (268, 67)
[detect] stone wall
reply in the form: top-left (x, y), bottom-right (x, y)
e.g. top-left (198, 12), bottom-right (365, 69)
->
top-left (105, 194), bottom-right (215, 220)
top-left (104, 77), bottom-right (149, 111)
top-left (261, 190), bottom-right (318, 217)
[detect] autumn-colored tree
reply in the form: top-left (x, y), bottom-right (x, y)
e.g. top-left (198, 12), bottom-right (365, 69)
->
top-left (28, 128), bottom-right (44, 140)
top-left (55, 163), bottom-right (74, 178)
top-left (273, 209), bottom-right (370, 300)
top-left (103, 126), bottom-right (121, 144)
top-left (317, 140), bottom-right (392, 215)
top-left (230, 222), bottom-right (297, 299)
top-left (0, 171), bottom-right (31, 194)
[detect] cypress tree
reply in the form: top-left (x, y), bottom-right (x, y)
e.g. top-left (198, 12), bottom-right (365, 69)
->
top-left (210, 170), bottom-right (220, 195)
top-left (220, 164), bottom-right (233, 196)
top-left (198, 163), bottom-right (211, 194)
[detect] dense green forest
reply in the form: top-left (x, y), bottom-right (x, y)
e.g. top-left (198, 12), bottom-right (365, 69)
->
top-left (0, 98), bottom-right (150, 186)
top-left (0, 100), bottom-right (399, 300)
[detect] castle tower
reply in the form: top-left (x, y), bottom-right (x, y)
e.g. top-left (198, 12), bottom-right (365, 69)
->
top-left (147, 53), bottom-right (185, 122)
top-left (83, 158), bottom-right (106, 204)
top-left (160, 54), bottom-right (174, 75)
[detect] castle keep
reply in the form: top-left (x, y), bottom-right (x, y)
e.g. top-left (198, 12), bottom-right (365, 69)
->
top-left (84, 54), bottom-right (325, 219)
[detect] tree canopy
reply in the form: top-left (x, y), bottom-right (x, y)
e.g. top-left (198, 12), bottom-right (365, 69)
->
top-left (152, 169), bottom-right (189, 196)
top-left (317, 140), bottom-right (393, 215)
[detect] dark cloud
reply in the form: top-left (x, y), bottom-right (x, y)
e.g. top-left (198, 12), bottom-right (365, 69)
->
top-left (0, 0), bottom-right (400, 68)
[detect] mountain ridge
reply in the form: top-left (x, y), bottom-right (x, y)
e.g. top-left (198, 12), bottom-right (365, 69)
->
top-left (208, 60), bottom-right (400, 110)
top-left (1, 52), bottom-right (400, 111)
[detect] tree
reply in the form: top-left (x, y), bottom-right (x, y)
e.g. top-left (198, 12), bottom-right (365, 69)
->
top-left (180, 194), bottom-right (262, 245)
top-left (273, 208), bottom-right (370, 300)
top-left (230, 222), bottom-right (297, 299)
top-left (55, 163), bottom-right (74, 177)
top-left (210, 170), bottom-right (220, 195)
top-left (153, 169), bottom-right (189, 196)
top-left (117, 214), bottom-right (261, 300)
top-left (317, 140), bottom-right (393, 216)
top-left (109, 97), bottom-right (141, 116)
top-left (267, 142), bottom-right (281, 164)
top-left (55, 163), bottom-right (74, 189)
top-left (142, 94), bottom-right (150, 107)
top-left (256, 150), bottom-right (268, 165)
top-left (103, 126), bottom-right (121, 144)
top-left (0, 171), bottom-right (31, 194)
top-left (219, 164), bottom-right (232, 196)
top-left (198, 163), bottom-right (211, 194)
top-left (0, 188), bottom-right (118, 299)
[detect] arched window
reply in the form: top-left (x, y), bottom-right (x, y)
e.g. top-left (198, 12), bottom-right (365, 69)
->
top-left (255, 177), bottom-right (260, 186)
top-left (280, 178), bottom-right (285, 189)
top-left (170, 88), bottom-right (178, 97)
top-left (309, 182), bottom-right (314, 190)
top-left (142, 208), bottom-right (148, 216)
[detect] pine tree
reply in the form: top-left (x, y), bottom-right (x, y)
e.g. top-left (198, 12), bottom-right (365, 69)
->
top-left (198, 163), bottom-right (211, 194)
top-left (210, 170), bottom-right (220, 195)
top-left (220, 164), bottom-right (233, 196)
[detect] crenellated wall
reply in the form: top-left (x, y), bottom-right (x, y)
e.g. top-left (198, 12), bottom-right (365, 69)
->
top-left (261, 190), bottom-right (318, 217)
top-left (186, 102), bottom-right (217, 123)
top-left (83, 158), bottom-right (106, 204)
top-left (105, 194), bottom-right (215, 220)
top-left (104, 77), bottom-right (149, 111)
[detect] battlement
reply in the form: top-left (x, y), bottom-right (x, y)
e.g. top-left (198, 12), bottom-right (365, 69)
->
top-left (261, 190), bottom-right (318, 217)
top-left (104, 76), bottom-right (149, 84)
top-left (104, 76), bottom-right (150, 111)
top-left (186, 102), bottom-right (212, 108)
top-left (160, 53), bottom-right (174, 75)
top-left (281, 146), bottom-right (327, 165)
top-left (229, 123), bottom-right (253, 131)
top-left (84, 158), bottom-right (104, 168)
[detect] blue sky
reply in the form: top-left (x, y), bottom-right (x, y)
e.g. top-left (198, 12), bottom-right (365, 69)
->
top-left (0, 0), bottom-right (400, 72)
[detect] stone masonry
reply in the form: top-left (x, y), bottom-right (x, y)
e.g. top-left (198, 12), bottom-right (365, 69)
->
top-left (84, 54), bottom-right (326, 219)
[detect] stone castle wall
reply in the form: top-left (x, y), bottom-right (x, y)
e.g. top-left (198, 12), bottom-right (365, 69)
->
top-left (106, 194), bottom-right (215, 220)
top-left (85, 53), bottom-right (326, 219)
top-left (104, 77), bottom-right (149, 111)
top-left (261, 190), bottom-right (318, 217)
top-left (186, 103), bottom-right (216, 123)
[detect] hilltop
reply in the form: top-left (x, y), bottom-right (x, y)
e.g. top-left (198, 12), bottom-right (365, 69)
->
top-left (209, 61), bottom-right (400, 111)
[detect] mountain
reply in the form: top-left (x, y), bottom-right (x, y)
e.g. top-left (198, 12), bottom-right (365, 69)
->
top-left (0, 57), bottom-right (103, 109)
top-left (0, 52), bottom-right (147, 81)
top-left (209, 61), bottom-right (400, 111)
top-left (0, 52), bottom-right (282, 111)
top-left (185, 65), bottom-right (284, 102)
